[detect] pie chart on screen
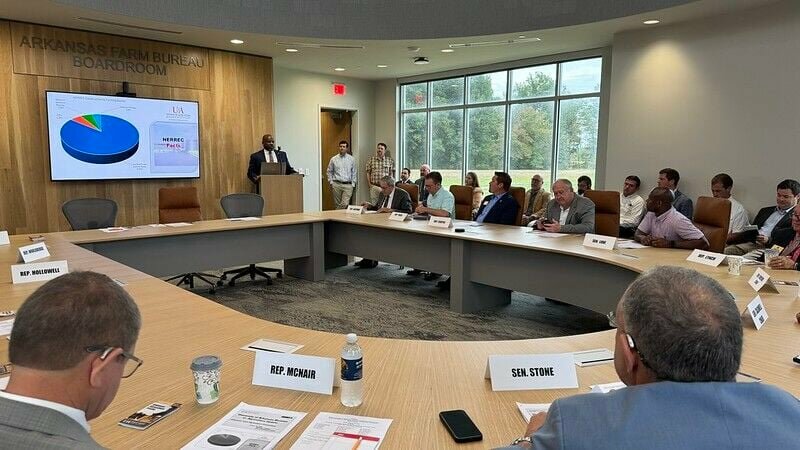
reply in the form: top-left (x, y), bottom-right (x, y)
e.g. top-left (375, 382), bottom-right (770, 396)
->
top-left (60, 114), bottom-right (139, 164)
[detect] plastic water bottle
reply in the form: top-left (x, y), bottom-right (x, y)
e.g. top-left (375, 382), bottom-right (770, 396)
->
top-left (340, 333), bottom-right (363, 407)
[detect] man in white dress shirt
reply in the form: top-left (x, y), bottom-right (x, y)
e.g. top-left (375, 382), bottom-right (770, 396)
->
top-left (619, 175), bottom-right (645, 238)
top-left (710, 173), bottom-right (750, 236)
top-left (326, 140), bottom-right (357, 209)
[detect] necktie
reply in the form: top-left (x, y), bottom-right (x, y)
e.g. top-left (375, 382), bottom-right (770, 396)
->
top-left (268, 151), bottom-right (275, 163)
top-left (382, 195), bottom-right (390, 208)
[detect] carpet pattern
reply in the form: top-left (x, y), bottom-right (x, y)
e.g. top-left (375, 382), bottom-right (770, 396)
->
top-left (192, 261), bottom-right (611, 341)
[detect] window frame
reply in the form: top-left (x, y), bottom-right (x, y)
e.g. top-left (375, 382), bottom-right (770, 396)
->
top-left (399, 50), bottom-right (608, 189)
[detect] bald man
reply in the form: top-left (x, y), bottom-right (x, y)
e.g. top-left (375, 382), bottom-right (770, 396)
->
top-left (247, 134), bottom-right (297, 188)
top-left (635, 188), bottom-right (708, 249)
top-left (414, 164), bottom-right (432, 204)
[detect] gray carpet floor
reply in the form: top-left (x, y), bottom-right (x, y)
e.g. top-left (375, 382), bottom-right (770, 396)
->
top-left (191, 261), bottom-right (611, 341)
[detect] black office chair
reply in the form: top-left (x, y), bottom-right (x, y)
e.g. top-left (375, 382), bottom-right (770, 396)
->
top-left (219, 193), bottom-right (282, 286)
top-left (62, 198), bottom-right (118, 230)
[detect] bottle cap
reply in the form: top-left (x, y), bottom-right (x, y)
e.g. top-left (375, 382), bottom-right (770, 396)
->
top-left (346, 333), bottom-right (358, 344)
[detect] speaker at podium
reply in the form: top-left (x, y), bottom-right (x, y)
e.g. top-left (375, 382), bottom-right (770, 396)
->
top-left (259, 162), bottom-right (303, 215)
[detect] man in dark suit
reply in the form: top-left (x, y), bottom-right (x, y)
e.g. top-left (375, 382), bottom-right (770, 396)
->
top-left (356, 176), bottom-right (413, 268)
top-left (0, 272), bottom-right (142, 449)
top-left (657, 168), bottom-right (693, 219)
top-left (725, 178), bottom-right (800, 255)
top-left (247, 134), bottom-right (297, 189)
top-left (439, 172), bottom-right (520, 289)
top-left (356, 176), bottom-right (411, 269)
top-left (475, 171), bottom-right (520, 225)
top-left (413, 164), bottom-right (431, 205)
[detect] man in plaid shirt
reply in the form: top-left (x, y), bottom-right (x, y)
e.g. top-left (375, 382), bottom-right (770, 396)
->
top-left (365, 143), bottom-right (396, 204)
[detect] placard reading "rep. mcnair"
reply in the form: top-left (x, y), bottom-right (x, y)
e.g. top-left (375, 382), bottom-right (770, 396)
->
top-left (485, 353), bottom-right (578, 391)
top-left (252, 351), bottom-right (335, 395)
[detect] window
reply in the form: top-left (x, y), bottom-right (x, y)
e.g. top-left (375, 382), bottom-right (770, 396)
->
top-left (400, 56), bottom-right (603, 192)
top-left (430, 78), bottom-right (464, 107)
top-left (431, 110), bottom-right (464, 188)
top-left (468, 71), bottom-right (507, 104)
top-left (510, 102), bottom-right (554, 188)
top-left (467, 106), bottom-right (505, 188)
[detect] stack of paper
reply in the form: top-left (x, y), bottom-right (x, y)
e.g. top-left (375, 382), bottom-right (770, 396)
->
top-left (290, 412), bottom-right (392, 450)
top-left (515, 402), bottom-right (551, 423)
top-left (590, 381), bottom-right (626, 394)
top-left (181, 402), bottom-right (305, 449)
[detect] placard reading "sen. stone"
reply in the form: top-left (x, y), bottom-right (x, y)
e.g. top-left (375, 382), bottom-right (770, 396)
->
top-left (486, 353), bottom-right (578, 391)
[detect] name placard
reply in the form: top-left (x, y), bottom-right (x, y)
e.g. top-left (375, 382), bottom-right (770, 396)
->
top-left (252, 351), bottom-right (335, 395)
top-left (388, 212), bottom-right (409, 222)
top-left (485, 353), bottom-right (578, 391)
top-left (346, 205), bottom-right (364, 215)
top-left (0, 231), bottom-right (9, 246)
top-left (686, 249), bottom-right (726, 267)
top-left (11, 260), bottom-right (69, 284)
top-left (743, 296), bottom-right (769, 330)
top-left (428, 216), bottom-right (452, 229)
top-left (748, 268), bottom-right (779, 293)
top-left (18, 242), bottom-right (50, 263)
top-left (582, 234), bottom-right (617, 250)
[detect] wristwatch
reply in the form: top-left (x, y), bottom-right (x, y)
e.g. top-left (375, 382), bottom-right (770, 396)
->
top-left (510, 436), bottom-right (533, 446)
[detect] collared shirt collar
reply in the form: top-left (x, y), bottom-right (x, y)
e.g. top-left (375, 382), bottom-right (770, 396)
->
top-left (776, 204), bottom-right (794, 214)
top-left (0, 391), bottom-right (90, 432)
top-left (655, 207), bottom-right (676, 221)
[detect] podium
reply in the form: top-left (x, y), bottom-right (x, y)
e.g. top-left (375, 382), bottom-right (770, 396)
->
top-left (260, 174), bottom-right (303, 215)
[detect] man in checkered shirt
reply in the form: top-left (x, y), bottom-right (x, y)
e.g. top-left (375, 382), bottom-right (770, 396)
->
top-left (365, 142), bottom-right (396, 205)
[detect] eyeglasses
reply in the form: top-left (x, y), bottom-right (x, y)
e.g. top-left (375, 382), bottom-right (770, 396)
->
top-left (85, 346), bottom-right (143, 378)
top-left (606, 311), bottom-right (652, 370)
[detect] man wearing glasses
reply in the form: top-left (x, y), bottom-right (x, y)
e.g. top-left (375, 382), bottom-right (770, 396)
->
top-left (0, 271), bottom-right (142, 449)
top-left (496, 267), bottom-right (799, 449)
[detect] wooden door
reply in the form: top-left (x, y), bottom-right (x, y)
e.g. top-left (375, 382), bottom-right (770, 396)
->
top-left (320, 110), bottom-right (352, 210)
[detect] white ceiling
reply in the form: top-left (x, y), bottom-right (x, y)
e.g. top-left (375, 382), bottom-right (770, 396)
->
top-left (0, 0), bottom-right (779, 80)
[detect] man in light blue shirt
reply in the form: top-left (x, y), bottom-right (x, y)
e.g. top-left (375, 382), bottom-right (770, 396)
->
top-left (415, 171), bottom-right (455, 218)
top-left (413, 171), bottom-right (455, 281)
top-left (495, 267), bottom-right (800, 450)
top-left (326, 140), bottom-right (357, 209)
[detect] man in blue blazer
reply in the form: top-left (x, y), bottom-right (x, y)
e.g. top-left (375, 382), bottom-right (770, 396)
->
top-left (247, 134), bottom-right (297, 188)
top-left (495, 266), bottom-right (800, 449)
top-left (439, 172), bottom-right (520, 289)
top-left (474, 171), bottom-right (520, 225)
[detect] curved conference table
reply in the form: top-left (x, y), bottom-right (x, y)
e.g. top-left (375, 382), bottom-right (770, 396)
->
top-left (0, 210), bottom-right (797, 449)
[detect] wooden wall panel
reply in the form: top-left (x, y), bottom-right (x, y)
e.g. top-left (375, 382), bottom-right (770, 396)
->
top-left (0, 20), bottom-right (274, 233)
top-left (11, 22), bottom-right (210, 90)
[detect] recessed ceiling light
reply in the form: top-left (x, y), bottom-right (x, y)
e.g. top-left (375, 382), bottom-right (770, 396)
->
top-left (441, 49), bottom-right (454, 53)
top-left (334, 67), bottom-right (346, 72)
top-left (285, 48), bottom-right (299, 53)
top-left (643, 19), bottom-right (660, 25)
top-left (377, 64), bottom-right (388, 68)
top-left (518, 35), bottom-right (526, 39)
top-left (230, 39), bottom-right (244, 44)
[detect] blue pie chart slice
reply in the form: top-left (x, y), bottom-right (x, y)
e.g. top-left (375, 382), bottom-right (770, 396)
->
top-left (60, 114), bottom-right (139, 164)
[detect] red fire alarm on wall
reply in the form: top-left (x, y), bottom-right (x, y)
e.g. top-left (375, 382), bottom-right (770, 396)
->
top-left (332, 83), bottom-right (346, 96)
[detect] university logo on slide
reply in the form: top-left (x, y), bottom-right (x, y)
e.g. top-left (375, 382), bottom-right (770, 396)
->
top-left (60, 114), bottom-right (140, 164)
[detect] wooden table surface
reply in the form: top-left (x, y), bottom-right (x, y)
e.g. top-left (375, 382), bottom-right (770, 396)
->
top-left (1, 212), bottom-right (797, 449)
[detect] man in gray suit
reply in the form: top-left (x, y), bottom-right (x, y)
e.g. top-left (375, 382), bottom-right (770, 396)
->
top-left (356, 176), bottom-right (413, 268)
top-left (496, 267), bottom-right (800, 449)
top-left (531, 179), bottom-right (595, 234)
top-left (0, 271), bottom-right (142, 449)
